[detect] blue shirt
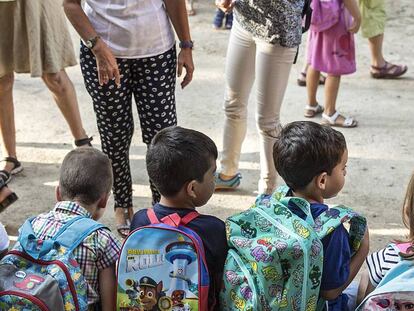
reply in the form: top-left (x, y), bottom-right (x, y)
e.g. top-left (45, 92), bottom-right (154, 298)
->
top-left (288, 201), bottom-right (351, 311)
top-left (130, 203), bottom-right (228, 310)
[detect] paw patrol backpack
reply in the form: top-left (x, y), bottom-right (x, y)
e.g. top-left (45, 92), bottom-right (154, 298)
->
top-left (357, 243), bottom-right (414, 311)
top-left (220, 186), bottom-right (367, 311)
top-left (0, 216), bottom-right (105, 311)
top-left (116, 210), bottom-right (210, 311)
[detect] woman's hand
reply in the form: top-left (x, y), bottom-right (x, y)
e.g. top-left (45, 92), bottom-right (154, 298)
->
top-left (177, 48), bottom-right (194, 89)
top-left (216, 0), bottom-right (234, 13)
top-left (91, 39), bottom-right (121, 86)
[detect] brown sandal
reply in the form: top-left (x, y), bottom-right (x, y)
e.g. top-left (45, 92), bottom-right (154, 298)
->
top-left (371, 62), bottom-right (408, 79)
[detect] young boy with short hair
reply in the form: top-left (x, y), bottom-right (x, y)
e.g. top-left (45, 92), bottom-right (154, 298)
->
top-left (30, 148), bottom-right (121, 311)
top-left (131, 126), bottom-right (228, 310)
top-left (273, 121), bottom-right (369, 311)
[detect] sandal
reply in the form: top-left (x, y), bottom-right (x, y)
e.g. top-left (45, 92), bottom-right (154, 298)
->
top-left (304, 104), bottom-right (324, 118)
top-left (115, 207), bottom-right (133, 238)
top-left (0, 179), bottom-right (18, 213)
top-left (0, 157), bottom-right (23, 184)
top-left (322, 111), bottom-right (358, 128)
top-left (215, 172), bottom-right (242, 190)
top-left (74, 136), bottom-right (93, 147)
top-left (371, 62), bottom-right (408, 79)
top-left (297, 72), bottom-right (326, 87)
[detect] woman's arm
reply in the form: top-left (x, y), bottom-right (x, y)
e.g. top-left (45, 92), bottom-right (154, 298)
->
top-left (63, 0), bottom-right (120, 86)
top-left (164, 0), bottom-right (194, 89)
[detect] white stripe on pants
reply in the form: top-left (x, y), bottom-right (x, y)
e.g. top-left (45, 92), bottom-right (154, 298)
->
top-left (220, 20), bottom-right (297, 194)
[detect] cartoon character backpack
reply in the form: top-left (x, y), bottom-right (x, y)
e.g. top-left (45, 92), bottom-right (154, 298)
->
top-left (116, 210), bottom-right (210, 311)
top-left (0, 216), bottom-right (105, 311)
top-left (357, 243), bottom-right (414, 311)
top-left (220, 186), bottom-right (367, 311)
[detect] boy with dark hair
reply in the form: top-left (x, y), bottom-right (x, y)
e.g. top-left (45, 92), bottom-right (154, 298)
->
top-left (30, 148), bottom-right (121, 310)
top-left (273, 121), bottom-right (369, 311)
top-left (131, 126), bottom-right (228, 310)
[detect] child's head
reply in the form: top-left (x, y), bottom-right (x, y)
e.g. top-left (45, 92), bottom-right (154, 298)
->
top-left (402, 172), bottom-right (414, 243)
top-left (57, 148), bottom-right (113, 219)
top-left (273, 121), bottom-right (347, 200)
top-left (147, 126), bottom-right (218, 207)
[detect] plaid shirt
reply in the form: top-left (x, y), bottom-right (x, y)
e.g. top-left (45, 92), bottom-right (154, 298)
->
top-left (31, 201), bottom-right (121, 305)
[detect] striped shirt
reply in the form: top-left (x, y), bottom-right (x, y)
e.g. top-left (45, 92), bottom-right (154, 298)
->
top-left (366, 244), bottom-right (401, 286)
top-left (31, 201), bottom-right (121, 305)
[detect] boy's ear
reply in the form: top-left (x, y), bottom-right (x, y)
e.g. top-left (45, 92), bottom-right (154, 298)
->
top-left (55, 185), bottom-right (62, 201)
top-left (186, 180), bottom-right (197, 198)
top-left (315, 172), bottom-right (328, 190)
top-left (97, 192), bottom-right (110, 209)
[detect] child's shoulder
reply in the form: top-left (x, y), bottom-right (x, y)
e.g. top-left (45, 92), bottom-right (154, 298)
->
top-left (196, 212), bottom-right (225, 227)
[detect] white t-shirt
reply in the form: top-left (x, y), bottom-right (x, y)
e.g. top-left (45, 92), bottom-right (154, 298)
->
top-left (84, 0), bottom-right (175, 58)
top-left (0, 222), bottom-right (9, 252)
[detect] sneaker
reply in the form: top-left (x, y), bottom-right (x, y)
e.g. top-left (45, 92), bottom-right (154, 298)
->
top-left (215, 172), bottom-right (242, 190)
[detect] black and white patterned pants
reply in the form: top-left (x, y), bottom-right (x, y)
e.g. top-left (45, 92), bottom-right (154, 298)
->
top-left (80, 45), bottom-right (177, 208)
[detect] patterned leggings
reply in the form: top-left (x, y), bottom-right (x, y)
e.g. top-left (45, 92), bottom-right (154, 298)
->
top-left (80, 45), bottom-right (177, 208)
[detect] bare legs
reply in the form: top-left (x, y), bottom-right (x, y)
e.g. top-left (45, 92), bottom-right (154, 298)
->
top-left (0, 74), bottom-right (16, 172)
top-left (368, 34), bottom-right (386, 68)
top-left (306, 66), bottom-right (356, 127)
top-left (0, 69), bottom-right (88, 173)
top-left (42, 70), bottom-right (87, 141)
top-left (307, 66), bottom-right (341, 117)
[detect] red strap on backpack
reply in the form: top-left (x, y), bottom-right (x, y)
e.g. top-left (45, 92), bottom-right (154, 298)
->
top-left (146, 209), bottom-right (199, 227)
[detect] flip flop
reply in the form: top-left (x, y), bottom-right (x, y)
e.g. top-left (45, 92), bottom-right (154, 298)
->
top-left (322, 111), bottom-right (358, 128)
top-left (304, 104), bottom-right (324, 118)
top-left (371, 62), bottom-right (408, 79)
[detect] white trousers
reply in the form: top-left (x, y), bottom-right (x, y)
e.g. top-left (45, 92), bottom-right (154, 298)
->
top-left (220, 21), bottom-right (297, 194)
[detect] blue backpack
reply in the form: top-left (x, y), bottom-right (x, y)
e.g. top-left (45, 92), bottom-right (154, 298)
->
top-left (117, 209), bottom-right (210, 311)
top-left (0, 216), bottom-right (105, 311)
top-left (357, 243), bottom-right (414, 310)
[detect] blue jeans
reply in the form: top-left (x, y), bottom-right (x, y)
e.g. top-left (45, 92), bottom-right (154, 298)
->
top-left (213, 9), bottom-right (233, 28)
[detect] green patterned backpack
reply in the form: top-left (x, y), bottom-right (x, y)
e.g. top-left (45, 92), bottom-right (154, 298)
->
top-left (220, 186), bottom-right (367, 311)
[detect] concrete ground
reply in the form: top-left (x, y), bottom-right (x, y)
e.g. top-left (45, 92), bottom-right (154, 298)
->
top-left (1, 1), bottom-right (413, 255)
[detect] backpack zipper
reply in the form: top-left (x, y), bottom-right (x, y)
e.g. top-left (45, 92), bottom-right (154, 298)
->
top-left (254, 208), bottom-right (310, 310)
top-left (0, 290), bottom-right (49, 311)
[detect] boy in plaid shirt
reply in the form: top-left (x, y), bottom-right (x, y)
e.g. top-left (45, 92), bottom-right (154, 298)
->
top-left (30, 148), bottom-right (121, 311)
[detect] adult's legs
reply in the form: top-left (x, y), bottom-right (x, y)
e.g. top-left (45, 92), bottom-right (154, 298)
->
top-left (368, 34), bottom-right (385, 68)
top-left (42, 70), bottom-right (88, 141)
top-left (0, 74), bottom-right (16, 173)
top-left (132, 47), bottom-right (178, 205)
top-left (80, 46), bottom-right (134, 236)
top-left (255, 41), bottom-right (296, 194)
top-left (220, 21), bottom-right (256, 180)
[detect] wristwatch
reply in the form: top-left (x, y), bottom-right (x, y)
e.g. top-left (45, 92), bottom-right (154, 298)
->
top-left (84, 35), bottom-right (100, 50)
top-left (179, 40), bottom-right (194, 49)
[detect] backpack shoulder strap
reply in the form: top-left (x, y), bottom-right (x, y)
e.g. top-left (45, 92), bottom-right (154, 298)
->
top-left (314, 205), bottom-right (367, 255)
top-left (181, 211), bottom-right (199, 225)
top-left (147, 208), bottom-right (160, 224)
top-left (54, 217), bottom-right (106, 253)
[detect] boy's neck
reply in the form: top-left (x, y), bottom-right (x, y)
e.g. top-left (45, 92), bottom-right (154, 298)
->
top-left (292, 189), bottom-right (324, 204)
top-left (159, 197), bottom-right (196, 210)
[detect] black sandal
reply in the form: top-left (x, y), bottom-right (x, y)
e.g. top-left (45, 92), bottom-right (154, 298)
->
top-left (0, 178), bottom-right (18, 213)
top-left (0, 157), bottom-right (23, 184)
top-left (74, 136), bottom-right (93, 147)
